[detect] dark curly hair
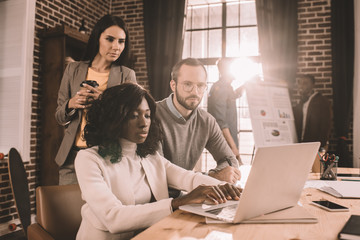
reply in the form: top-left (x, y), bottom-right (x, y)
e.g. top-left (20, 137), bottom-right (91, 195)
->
top-left (82, 14), bottom-right (130, 66)
top-left (84, 83), bottom-right (161, 163)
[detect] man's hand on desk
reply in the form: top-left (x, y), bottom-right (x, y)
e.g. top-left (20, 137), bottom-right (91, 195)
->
top-left (171, 183), bottom-right (242, 210)
top-left (208, 166), bottom-right (241, 184)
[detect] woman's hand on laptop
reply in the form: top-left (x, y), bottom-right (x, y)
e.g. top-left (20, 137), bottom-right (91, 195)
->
top-left (171, 184), bottom-right (242, 210)
top-left (218, 183), bottom-right (242, 200)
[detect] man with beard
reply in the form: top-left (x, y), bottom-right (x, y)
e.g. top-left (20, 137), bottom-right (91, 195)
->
top-left (293, 74), bottom-right (332, 149)
top-left (156, 58), bottom-right (241, 197)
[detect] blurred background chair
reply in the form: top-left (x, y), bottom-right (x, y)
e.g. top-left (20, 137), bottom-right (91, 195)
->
top-left (7, 148), bottom-right (31, 238)
top-left (27, 184), bottom-right (84, 240)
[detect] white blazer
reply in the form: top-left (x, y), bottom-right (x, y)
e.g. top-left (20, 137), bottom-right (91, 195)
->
top-left (75, 146), bottom-right (221, 240)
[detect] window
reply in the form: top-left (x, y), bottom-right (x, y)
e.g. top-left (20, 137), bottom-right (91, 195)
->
top-left (0, 0), bottom-right (36, 160)
top-left (183, 0), bottom-right (260, 167)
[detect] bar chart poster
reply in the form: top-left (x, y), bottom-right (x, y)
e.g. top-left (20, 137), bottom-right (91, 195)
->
top-left (245, 81), bottom-right (298, 147)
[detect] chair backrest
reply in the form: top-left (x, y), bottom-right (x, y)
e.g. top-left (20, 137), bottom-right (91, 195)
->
top-left (36, 184), bottom-right (85, 240)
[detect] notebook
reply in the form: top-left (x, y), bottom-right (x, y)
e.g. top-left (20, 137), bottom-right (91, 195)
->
top-left (180, 142), bottom-right (320, 223)
top-left (319, 181), bottom-right (360, 198)
top-left (338, 215), bottom-right (360, 240)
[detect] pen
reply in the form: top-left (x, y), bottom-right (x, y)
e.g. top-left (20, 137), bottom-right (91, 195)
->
top-left (340, 179), bottom-right (360, 182)
top-left (226, 157), bottom-right (232, 167)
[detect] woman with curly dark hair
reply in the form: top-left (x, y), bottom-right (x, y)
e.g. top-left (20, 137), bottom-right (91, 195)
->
top-left (74, 83), bottom-right (241, 239)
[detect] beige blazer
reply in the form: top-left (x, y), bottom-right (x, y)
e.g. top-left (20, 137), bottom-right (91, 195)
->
top-left (55, 61), bottom-right (136, 166)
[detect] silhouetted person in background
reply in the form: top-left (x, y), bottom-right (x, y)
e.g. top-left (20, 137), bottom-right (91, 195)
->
top-left (293, 74), bottom-right (332, 149)
top-left (208, 58), bottom-right (244, 163)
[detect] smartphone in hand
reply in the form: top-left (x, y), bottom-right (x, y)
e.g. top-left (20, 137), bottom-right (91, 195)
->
top-left (80, 80), bottom-right (99, 88)
top-left (311, 200), bottom-right (349, 212)
top-left (80, 80), bottom-right (99, 93)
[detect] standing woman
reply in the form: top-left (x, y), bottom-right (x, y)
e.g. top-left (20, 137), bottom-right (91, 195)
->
top-left (55, 15), bottom-right (136, 185)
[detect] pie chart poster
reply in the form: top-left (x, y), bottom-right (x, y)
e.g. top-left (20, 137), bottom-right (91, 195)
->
top-left (245, 82), bottom-right (298, 148)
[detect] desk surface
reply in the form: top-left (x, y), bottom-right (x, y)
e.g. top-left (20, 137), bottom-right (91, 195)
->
top-left (133, 168), bottom-right (360, 240)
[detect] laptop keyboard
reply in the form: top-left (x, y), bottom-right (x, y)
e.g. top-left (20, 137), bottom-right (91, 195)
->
top-left (205, 204), bottom-right (238, 220)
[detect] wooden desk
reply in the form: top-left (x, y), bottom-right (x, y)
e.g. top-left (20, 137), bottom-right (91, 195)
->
top-left (133, 168), bottom-right (360, 240)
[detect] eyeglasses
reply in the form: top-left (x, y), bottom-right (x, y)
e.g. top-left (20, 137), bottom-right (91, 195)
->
top-left (178, 82), bottom-right (207, 93)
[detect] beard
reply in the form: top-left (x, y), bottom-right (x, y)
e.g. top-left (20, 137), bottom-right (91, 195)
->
top-left (175, 87), bottom-right (201, 111)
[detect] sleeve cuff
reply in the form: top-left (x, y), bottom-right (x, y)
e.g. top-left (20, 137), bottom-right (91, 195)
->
top-left (65, 108), bottom-right (76, 117)
top-left (65, 101), bottom-right (77, 117)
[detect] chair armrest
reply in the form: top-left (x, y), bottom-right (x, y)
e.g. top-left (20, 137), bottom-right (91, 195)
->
top-left (27, 223), bottom-right (54, 240)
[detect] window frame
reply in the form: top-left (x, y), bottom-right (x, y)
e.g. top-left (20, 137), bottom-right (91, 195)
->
top-left (184, 0), bottom-right (259, 166)
top-left (0, 0), bottom-right (36, 160)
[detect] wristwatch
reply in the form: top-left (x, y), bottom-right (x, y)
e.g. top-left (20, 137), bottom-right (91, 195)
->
top-left (65, 102), bottom-right (77, 117)
top-left (208, 169), bottom-right (218, 176)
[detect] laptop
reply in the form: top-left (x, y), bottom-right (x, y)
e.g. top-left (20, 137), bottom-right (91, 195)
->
top-left (180, 142), bottom-right (320, 223)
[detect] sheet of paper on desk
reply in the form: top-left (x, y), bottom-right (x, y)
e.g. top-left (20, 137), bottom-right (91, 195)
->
top-left (304, 180), bottom-right (329, 189)
top-left (236, 165), bottom-right (252, 188)
top-left (204, 231), bottom-right (232, 240)
top-left (179, 231), bottom-right (232, 240)
top-left (305, 180), bottom-right (360, 198)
